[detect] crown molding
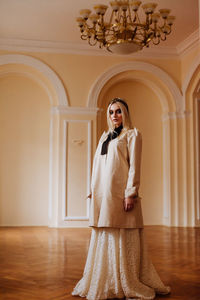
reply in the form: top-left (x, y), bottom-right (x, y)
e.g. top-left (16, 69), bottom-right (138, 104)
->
top-left (176, 29), bottom-right (200, 57)
top-left (0, 29), bottom-right (199, 59)
top-left (0, 37), bottom-right (178, 58)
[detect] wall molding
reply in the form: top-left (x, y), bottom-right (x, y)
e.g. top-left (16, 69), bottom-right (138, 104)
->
top-left (62, 120), bottom-right (92, 223)
top-left (195, 95), bottom-right (200, 224)
top-left (0, 70), bottom-right (54, 105)
top-left (0, 29), bottom-right (198, 59)
top-left (51, 105), bottom-right (99, 115)
top-left (87, 61), bottom-right (183, 113)
top-left (0, 37), bottom-right (177, 59)
top-left (182, 54), bottom-right (200, 95)
top-left (162, 111), bottom-right (192, 121)
top-left (177, 29), bottom-right (200, 57)
top-left (0, 54), bottom-right (69, 106)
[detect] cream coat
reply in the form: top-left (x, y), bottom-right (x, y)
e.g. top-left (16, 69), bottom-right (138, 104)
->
top-left (89, 128), bottom-right (144, 228)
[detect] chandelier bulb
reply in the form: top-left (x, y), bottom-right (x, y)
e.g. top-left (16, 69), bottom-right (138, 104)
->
top-left (151, 13), bottom-right (160, 23)
top-left (167, 15), bottom-right (175, 25)
top-left (142, 3), bottom-right (158, 14)
top-left (79, 9), bottom-right (91, 20)
top-left (130, 1), bottom-right (142, 11)
top-left (76, 17), bottom-right (85, 27)
top-left (159, 9), bottom-right (171, 19)
top-left (94, 5), bottom-right (108, 15)
top-left (89, 14), bottom-right (99, 24)
top-left (110, 1), bottom-right (120, 11)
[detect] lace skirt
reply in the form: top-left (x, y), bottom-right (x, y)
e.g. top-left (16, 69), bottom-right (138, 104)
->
top-left (72, 228), bottom-right (170, 300)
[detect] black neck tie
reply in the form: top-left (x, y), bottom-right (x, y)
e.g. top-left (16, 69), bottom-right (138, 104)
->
top-left (101, 125), bottom-right (123, 155)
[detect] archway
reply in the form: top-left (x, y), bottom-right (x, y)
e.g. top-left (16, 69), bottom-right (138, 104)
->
top-left (87, 61), bottom-right (183, 226)
top-left (0, 54), bottom-right (69, 226)
top-left (185, 62), bottom-right (200, 227)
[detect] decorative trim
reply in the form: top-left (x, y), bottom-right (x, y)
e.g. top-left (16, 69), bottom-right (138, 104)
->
top-left (0, 30), bottom-right (199, 59)
top-left (0, 70), bottom-right (54, 105)
top-left (182, 54), bottom-right (200, 95)
top-left (195, 98), bottom-right (200, 221)
top-left (62, 121), bottom-right (68, 221)
top-left (0, 54), bottom-right (69, 106)
top-left (176, 111), bottom-right (192, 119)
top-left (51, 105), bottom-right (99, 115)
top-left (63, 120), bottom-right (92, 222)
top-left (87, 61), bottom-right (183, 113)
top-left (177, 29), bottom-right (200, 57)
top-left (162, 120), bottom-right (170, 224)
top-left (48, 117), bottom-right (54, 222)
top-left (162, 111), bottom-right (192, 121)
top-left (0, 37), bottom-right (178, 59)
top-left (64, 216), bottom-right (89, 221)
top-left (87, 121), bottom-right (92, 217)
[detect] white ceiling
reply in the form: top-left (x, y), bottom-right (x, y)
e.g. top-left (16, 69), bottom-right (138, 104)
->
top-left (0, 0), bottom-right (199, 52)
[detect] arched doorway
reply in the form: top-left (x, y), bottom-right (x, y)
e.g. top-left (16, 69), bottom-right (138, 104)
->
top-left (87, 61), bottom-right (183, 226)
top-left (0, 54), bottom-right (69, 226)
top-left (185, 63), bottom-right (200, 227)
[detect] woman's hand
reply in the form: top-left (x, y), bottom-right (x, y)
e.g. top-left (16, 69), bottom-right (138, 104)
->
top-left (123, 196), bottom-right (137, 212)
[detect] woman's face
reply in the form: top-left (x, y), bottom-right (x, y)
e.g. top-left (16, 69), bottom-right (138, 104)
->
top-left (109, 102), bottom-right (123, 128)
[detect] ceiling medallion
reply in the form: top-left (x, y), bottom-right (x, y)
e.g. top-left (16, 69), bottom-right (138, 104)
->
top-left (76, 0), bottom-right (175, 54)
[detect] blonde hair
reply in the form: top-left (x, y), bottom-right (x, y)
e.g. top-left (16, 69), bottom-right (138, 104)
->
top-left (106, 98), bottom-right (133, 132)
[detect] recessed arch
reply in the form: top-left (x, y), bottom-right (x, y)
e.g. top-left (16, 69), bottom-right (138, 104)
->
top-left (0, 54), bottom-right (69, 106)
top-left (87, 61), bottom-right (183, 113)
top-left (185, 64), bottom-right (200, 111)
top-left (0, 54), bottom-right (69, 227)
top-left (96, 70), bottom-right (169, 112)
top-left (184, 63), bottom-right (200, 227)
top-left (182, 54), bottom-right (200, 95)
top-left (89, 62), bottom-right (179, 226)
top-left (0, 70), bottom-right (55, 105)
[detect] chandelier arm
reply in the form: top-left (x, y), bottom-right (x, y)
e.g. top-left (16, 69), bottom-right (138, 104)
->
top-left (146, 14), bottom-right (150, 30)
top-left (160, 35), bottom-right (167, 41)
top-left (123, 10), bottom-right (127, 28)
top-left (99, 42), bottom-right (104, 49)
top-left (99, 14), bottom-right (104, 27)
top-left (108, 10), bottom-right (114, 27)
top-left (165, 27), bottom-right (172, 35)
top-left (88, 38), bottom-right (98, 46)
top-left (152, 38), bottom-right (160, 45)
top-left (81, 34), bottom-right (89, 41)
top-left (149, 14), bottom-right (153, 26)
top-left (97, 16), bottom-right (106, 46)
top-left (132, 12), bottom-right (136, 23)
top-left (117, 9), bottom-right (120, 23)
top-left (127, 5), bottom-right (132, 24)
top-left (136, 11), bottom-right (141, 23)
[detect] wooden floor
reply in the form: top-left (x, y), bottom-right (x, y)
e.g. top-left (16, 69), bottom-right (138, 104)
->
top-left (0, 226), bottom-right (199, 300)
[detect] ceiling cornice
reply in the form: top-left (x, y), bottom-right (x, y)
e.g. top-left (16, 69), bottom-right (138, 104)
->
top-left (177, 29), bottom-right (200, 57)
top-left (0, 29), bottom-right (199, 59)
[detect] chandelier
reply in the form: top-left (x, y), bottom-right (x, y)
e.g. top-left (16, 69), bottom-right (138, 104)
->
top-left (76, 0), bottom-right (175, 54)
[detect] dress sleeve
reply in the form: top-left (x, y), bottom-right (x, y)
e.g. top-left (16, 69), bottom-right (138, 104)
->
top-left (125, 129), bottom-right (142, 198)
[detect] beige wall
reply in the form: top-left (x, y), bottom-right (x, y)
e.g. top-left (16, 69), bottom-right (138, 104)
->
top-left (0, 43), bottom-right (199, 227)
top-left (0, 74), bottom-right (50, 226)
top-left (0, 50), bottom-right (182, 107)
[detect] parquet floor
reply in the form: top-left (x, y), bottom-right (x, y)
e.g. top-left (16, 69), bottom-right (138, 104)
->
top-left (0, 226), bottom-right (199, 300)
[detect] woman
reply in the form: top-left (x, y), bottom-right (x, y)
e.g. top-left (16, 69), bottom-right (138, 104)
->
top-left (72, 98), bottom-right (170, 300)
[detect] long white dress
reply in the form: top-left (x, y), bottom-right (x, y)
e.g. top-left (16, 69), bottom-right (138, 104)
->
top-left (72, 128), bottom-right (170, 299)
top-left (72, 228), bottom-right (170, 299)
